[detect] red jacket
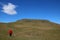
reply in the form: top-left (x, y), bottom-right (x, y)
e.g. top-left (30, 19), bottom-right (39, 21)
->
top-left (8, 29), bottom-right (13, 34)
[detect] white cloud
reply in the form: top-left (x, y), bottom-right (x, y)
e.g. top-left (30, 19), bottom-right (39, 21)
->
top-left (2, 3), bottom-right (17, 15)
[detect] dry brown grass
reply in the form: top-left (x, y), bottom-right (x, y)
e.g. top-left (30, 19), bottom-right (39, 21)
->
top-left (0, 19), bottom-right (60, 40)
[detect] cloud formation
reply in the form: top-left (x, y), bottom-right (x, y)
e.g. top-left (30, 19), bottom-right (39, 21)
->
top-left (2, 3), bottom-right (17, 15)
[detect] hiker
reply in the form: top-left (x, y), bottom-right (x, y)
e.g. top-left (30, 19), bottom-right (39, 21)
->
top-left (8, 29), bottom-right (13, 37)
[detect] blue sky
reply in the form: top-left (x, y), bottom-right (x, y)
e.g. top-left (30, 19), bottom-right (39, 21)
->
top-left (0, 0), bottom-right (60, 24)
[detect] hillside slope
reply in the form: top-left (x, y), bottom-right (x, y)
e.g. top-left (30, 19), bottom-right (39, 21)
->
top-left (0, 19), bottom-right (60, 40)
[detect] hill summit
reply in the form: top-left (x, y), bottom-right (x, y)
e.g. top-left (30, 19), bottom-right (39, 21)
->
top-left (0, 19), bottom-right (60, 40)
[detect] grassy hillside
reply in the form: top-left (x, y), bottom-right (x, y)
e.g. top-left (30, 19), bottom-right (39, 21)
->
top-left (0, 19), bottom-right (60, 40)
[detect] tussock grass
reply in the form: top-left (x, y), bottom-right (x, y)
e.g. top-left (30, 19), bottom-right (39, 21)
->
top-left (0, 19), bottom-right (60, 40)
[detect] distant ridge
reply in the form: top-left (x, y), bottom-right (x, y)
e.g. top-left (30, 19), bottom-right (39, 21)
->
top-left (0, 19), bottom-right (60, 40)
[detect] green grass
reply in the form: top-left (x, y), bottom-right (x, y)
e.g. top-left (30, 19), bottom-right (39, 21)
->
top-left (0, 19), bottom-right (60, 40)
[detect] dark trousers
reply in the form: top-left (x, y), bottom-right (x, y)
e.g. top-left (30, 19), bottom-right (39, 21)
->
top-left (9, 33), bottom-right (12, 36)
